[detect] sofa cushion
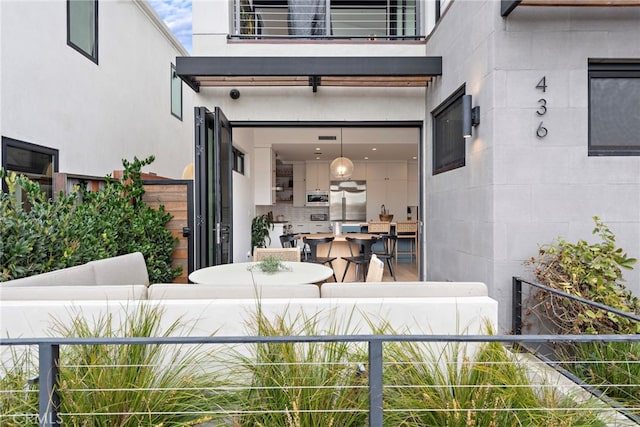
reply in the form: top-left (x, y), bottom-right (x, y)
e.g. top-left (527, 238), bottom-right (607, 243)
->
top-left (1, 264), bottom-right (95, 287)
top-left (148, 283), bottom-right (320, 299)
top-left (0, 285), bottom-right (147, 301)
top-left (320, 282), bottom-right (488, 298)
top-left (89, 252), bottom-right (149, 286)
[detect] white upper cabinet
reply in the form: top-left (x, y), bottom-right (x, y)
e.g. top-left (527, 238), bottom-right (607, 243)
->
top-left (407, 161), bottom-right (419, 207)
top-left (350, 161), bottom-right (367, 180)
top-left (292, 162), bottom-right (306, 207)
top-left (305, 161), bottom-right (330, 192)
top-left (254, 147), bottom-right (275, 205)
top-left (365, 161), bottom-right (408, 221)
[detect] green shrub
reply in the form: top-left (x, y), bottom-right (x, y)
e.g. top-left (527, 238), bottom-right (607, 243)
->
top-left (525, 216), bottom-right (638, 334)
top-left (0, 156), bottom-right (181, 283)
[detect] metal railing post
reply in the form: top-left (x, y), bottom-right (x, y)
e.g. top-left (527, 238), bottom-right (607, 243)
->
top-left (325, 0), bottom-right (331, 36)
top-left (38, 343), bottom-right (60, 426)
top-left (512, 276), bottom-right (522, 335)
top-left (368, 338), bottom-right (383, 427)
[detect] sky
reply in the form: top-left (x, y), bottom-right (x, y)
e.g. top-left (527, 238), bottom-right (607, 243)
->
top-left (148, 0), bottom-right (193, 53)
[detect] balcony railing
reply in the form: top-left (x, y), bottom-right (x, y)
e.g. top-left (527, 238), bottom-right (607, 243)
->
top-left (3, 333), bottom-right (640, 426)
top-left (232, 0), bottom-right (423, 40)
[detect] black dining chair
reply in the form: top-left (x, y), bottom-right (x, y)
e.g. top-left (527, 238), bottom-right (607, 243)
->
top-left (279, 234), bottom-right (298, 248)
top-left (341, 236), bottom-right (379, 282)
top-left (372, 234), bottom-right (397, 281)
top-left (302, 236), bottom-right (337, 282)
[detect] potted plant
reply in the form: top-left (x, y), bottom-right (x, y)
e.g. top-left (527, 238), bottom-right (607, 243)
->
top-left (251, 213), bottom-right (273, 254)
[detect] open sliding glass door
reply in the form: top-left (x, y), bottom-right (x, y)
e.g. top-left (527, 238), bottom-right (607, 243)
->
top-left (194, 107), bottom-right (233, 269)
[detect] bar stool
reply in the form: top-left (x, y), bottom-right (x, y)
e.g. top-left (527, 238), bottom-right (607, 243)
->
top-left (302, 236), bottom-right (337, 282)
top-left (395, 221), bottom-right (418, 266)
top-left (341, 236), bottom-right (379, 282)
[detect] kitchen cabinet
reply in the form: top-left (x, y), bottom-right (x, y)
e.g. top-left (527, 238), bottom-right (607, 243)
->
top-left (351, 161), bottom-right (367, 180)
top-left (365, 161), bottom-right (408, 221)
top-left (254, 147), bottom-right (275, 205)
top-left (305, 161), bottom-right (329, 192)
top-left (275, 162), bottom-right (293, 203)
top-left (292, 162), bottom-right (306, 207)
top-left (407, 161), bottom-right (419, 207)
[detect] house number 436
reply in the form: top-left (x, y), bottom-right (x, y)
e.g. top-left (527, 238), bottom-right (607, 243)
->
top-left (535, 76), bottom-right (548, 138)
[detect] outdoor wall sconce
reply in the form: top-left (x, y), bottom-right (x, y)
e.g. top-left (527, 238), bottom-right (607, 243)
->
top-left (462, 94), bottom-right (480, 138)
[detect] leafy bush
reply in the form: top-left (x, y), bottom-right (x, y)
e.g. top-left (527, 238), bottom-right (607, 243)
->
top-left (0, 156), bottom-right (181, 283)
top-left (525, 216), bottom-right (639, 334)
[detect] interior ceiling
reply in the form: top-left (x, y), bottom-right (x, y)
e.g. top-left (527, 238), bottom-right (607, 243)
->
top-left (236, 127), bottom-right (419, 162)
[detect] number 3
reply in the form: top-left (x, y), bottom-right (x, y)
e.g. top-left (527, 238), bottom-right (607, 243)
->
top-left (536, 99), bottom-right (547, 116)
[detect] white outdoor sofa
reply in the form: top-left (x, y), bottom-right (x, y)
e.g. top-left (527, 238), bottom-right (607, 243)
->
top-left (0, 253), bottom-right (498, 340)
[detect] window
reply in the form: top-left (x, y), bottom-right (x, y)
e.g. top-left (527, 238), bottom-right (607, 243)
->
top-left (1, 137), bottom-right (59, 201)
top-left (67, 0), bottom-right (98, 63)
top-left (171, 64), bottom-right (183, 120)
top-left (432, 86), bottom-right (465, 175)
top-left (589, 62), bottom-right (640, 156)
top-left (233, 147), bottom-right (245, 175)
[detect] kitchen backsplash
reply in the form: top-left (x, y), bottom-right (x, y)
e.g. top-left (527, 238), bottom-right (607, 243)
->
top-left (256, 205), bottom-right (329, 223)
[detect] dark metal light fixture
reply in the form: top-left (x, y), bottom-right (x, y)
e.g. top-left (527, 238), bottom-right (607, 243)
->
top-left (462, 94), bottom-right (480, 138)
top-left (330, 129), bottom-right (354, 180)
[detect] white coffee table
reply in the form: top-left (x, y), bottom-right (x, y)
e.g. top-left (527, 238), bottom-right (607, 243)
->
top-left (188, 261), bottom-right (333, 285)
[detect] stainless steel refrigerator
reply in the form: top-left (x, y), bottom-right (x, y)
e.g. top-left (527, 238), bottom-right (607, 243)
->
top-left (329, 180), bottom-right (366, 222)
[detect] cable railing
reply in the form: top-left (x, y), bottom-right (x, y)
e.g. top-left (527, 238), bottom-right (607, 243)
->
top-left (512, 276), bottom-right (640, 424)
top-left (3, 333), bottom-right (640, 426)
top-left (232, 0), bottom-right (422, 40)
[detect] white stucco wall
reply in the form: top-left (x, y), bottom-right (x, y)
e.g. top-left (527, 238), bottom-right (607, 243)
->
top-left (1, 0), bottom-right (194, 179)
top-left (426, 1), bottom-right (640, 330)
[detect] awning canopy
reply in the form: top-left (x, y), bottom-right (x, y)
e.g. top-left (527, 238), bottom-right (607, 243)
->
top-left (175, 56), bottom-right (442, 92)
top-left (502, 0), bottom-right (640, 16)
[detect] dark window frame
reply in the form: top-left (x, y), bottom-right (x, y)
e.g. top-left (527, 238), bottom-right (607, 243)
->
top-left (67, 0), bottom-right (98, 64)
top-left (171, 63), bottom-right (183, 120)
top-left (432, 85), bottom-right (466, 175)
top-left (1, 137), bottom-right (59, 198)
top-left (588, 62), bottom-right (640, 156)
top-left (232, 147), bottom-right (245, 175)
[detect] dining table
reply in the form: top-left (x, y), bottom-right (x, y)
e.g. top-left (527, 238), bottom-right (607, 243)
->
top-left (188, 261), bottom-right (334, 286)
top-left (296, 233), bottom-right (380, 282)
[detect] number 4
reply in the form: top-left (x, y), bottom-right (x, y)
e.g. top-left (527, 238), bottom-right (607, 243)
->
top-left (536, 76), bottom-right (547, 92)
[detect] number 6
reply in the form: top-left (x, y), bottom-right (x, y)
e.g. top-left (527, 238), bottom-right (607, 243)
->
top-left (536, 122), bottom-right (548, 138)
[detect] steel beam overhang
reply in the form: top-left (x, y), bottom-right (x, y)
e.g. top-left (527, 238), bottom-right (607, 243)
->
top-left (175, 56), bottom-right (443, 92)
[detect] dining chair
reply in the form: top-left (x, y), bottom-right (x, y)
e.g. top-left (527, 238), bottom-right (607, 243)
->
top-left (365, 254), bottom-right (384, 282)
top-left (302, 236), bottom-right (337, 282)
top-left (253, 247), bottom-right (301, 262)
top-left (395, 220), bottom-right (418, 266)
top-left (372, 234), bottom-right (397, 281)
top-left (341, 235), bottom-right (379, 282)
top-left (279, 234), bottom-right (298, 248)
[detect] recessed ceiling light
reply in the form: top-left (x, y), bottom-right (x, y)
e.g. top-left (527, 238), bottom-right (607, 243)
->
top-left (315, 147), bottom-right (321, 151)
top-left (412, 156), bottom-right (417, 160)
top-left (364, 156), bottom-right (369, 160)
top-left (371, 148), bottom-right (377, 151)
top-left (316, 156), bottom-right (321, 160)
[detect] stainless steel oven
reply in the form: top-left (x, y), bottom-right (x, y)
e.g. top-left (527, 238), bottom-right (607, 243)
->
top-left (306, 191), bottom-right (329, 206)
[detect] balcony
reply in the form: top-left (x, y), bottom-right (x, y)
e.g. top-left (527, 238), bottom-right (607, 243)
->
top-left (232, 0), bottom-right (423, 41)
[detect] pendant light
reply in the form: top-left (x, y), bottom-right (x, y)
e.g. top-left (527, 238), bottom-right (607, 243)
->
top-left (330, 128), bottom-right (354, 180)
